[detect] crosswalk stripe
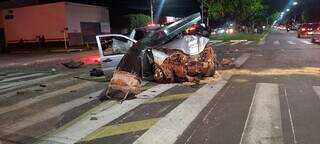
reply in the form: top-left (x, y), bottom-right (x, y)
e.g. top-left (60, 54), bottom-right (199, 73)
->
top-left (234, 53), bottom-right (251, 68)
top-left (243, 41), bottom-right (253, 45)
top-left (273, 40), bottom-right (280, 45)
top-left (230, 41), bottom-right (242, 45)
top-left (240, 83), bottom-right (283, 144)
top-left (288, 41), bottom-right (296, 45)
top-left (258, 40), bottom-right (265, 45)
top-left (0, 81), bottom-right (95, 115)
top-left (215, 42), bottom-right (228, 46)
top-left (0, 89), bottom-right (103, 138)
top-left (301, 40), bottom-right (312, 45)
top-left (313, 86), bottom-right (320, 98)
top-left (84, 118), bottom-right (161, 141)
top-left (133, 77), bottom-right (229, 144)
top-left (0, 73), bottom-right (68, 93)
top-left (41, 84), bottom-right (177, 144)
top-left (0, 73), bottom-right (46, 83)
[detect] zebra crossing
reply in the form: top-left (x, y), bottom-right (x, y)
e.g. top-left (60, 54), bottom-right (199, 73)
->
top-left (0, 71), bottom-right (106, 144)
top-left (38, 78), bottom-right (320, 144)
top-left (1, 68), bottom-right (320, 143)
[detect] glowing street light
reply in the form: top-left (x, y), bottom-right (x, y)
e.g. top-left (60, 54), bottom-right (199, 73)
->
top-left (286, 9), bottom-right (290, 12)
top-left (293, 2), bottom-right (298, 5)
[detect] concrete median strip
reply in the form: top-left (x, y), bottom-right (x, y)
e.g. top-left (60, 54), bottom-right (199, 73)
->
top-left (41, 84), bottom-right (177, 144)
top-left (240, 83), bottom-right (283, 144)
top-left (0, 81), bottom-right (95, 115)
top-left (133, 77), bottom-right (229, 144)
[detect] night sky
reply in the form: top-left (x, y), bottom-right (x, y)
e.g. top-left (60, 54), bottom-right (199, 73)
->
top-left (1, 0), bottom-right (291, 17)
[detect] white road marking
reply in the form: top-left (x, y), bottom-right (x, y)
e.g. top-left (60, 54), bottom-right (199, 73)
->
top-left (133, 77), bottom-right (229, 144)
top-left (243, 41), bottom-right (253, 45)
top-left (0, 73), bottom-right (46, 83)
top-left (273, 40), bottom-right (280, 45)
top-left (240, 83), bottom-right (283, 144)
top-left (215, 42), bottom-right (229, 46)
top-left (284, 88), bottom-right (298, 144)
top-left (258, 40), bottom-right (265, 45)
top-left (0, 73), bottom-right (68, 93)
top-left (230, 41), bottom-right (242, 46)
top-left (301, 40), bottom-right (312, 45)
top-left (41, 84), bottom-right (177, 144)
top-left (234, 53), bottom-right (251, 68)
top-left (0, 89), bottom-right (104, 137)
top-left (0, 81), bottom-right (95, 115)
top-left (313, 86), bottom-right (320, 99)
top-left (288, 41), bottom-right (296, 45)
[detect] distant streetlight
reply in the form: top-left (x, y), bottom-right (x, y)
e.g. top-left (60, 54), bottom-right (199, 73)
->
top-left (286, 9), bottom-right (290, 12)
top-left (293, 2), bottom-right (298, 5)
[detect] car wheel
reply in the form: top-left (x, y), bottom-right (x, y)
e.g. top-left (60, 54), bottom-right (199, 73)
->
top-left (311, 38), bottom-right (316, 43)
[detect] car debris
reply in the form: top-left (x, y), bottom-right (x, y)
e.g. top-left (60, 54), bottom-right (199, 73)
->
top-left (62, 60), bottom-right (84, 69)
top-left (96, 13), bottom-right (218, 101)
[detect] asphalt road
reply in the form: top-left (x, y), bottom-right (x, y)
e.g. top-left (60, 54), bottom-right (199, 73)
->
top-left (0, 30), bottom-right (320, 144)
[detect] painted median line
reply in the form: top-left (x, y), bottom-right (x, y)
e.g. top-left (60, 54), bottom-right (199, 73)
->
top-left (41, 83), bottom-right (177, 144)
top-left (133, 77), bottom-right (230, 144)
top-left (240, 83), bottom-right (283, 144)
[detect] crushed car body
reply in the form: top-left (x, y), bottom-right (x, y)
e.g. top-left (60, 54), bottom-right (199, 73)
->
top-left (96, 13), bottom-right (218, 100)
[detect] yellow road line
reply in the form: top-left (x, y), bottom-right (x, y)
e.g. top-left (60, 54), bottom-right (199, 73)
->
top-left (144, 93), bottom-right (192, 104)
top-left (84, 118), bottom-right (160, 141)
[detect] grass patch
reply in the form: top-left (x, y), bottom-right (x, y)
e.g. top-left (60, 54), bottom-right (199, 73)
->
top-left (210, 33), bottom-right (265, 42)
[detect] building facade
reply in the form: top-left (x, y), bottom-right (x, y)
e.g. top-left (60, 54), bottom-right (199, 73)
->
top-left (2, 2), bottom-right (110, 48)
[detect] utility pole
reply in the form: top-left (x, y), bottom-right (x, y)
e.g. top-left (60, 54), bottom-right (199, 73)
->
top-left (150, 0), bottom-right (154, 24)
top-left (201, 0), bottom-right (204, 23)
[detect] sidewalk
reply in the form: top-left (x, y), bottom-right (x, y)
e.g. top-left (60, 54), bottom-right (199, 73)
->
top-left (0, 49), bottom-right (100, 69)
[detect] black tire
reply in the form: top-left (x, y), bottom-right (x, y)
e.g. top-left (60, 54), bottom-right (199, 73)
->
top-left (311, 38), bottom-right (316, 43)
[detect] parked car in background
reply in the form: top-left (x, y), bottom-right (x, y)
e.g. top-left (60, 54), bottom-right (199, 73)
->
top-left (311, 25), bottom-right (320, 43)
top-left (297, 23), bottom-right (320, 38)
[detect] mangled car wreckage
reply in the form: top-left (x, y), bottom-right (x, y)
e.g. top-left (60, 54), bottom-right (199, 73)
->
top-left (96, 13), bottom-right (218, 100)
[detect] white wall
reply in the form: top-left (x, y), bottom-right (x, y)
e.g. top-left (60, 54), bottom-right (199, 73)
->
top-left (3, 2), bottom-right (66, 42)
top-left (65, 2), bottom-right (110, 33)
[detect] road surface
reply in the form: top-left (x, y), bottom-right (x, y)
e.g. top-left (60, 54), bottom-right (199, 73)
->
top-left (0, 30), bottom-right (320, 144)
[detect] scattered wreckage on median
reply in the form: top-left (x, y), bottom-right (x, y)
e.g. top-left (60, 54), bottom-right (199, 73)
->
top-left (96, 13), bottom-right (218, 100)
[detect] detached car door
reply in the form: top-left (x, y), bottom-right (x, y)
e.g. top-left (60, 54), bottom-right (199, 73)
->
top-left (96, 34), bottom-right (137, 80)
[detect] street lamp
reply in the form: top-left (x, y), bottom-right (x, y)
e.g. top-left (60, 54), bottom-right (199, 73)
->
top-left (286, 9), bottom-right (290, 12)
top-left (293, 2), bottom-right (298, 6)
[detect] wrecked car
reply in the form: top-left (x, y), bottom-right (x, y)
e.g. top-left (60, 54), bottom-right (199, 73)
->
top-left (96, 13), bottom-right (218, 100)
